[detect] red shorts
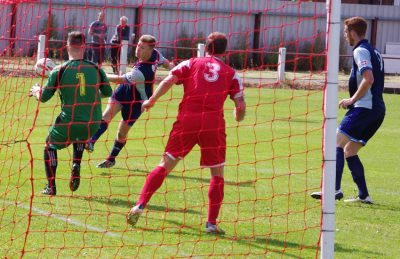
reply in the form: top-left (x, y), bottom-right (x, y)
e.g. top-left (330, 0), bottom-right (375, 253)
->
top-left (164, 117), bottom-right (226, 167)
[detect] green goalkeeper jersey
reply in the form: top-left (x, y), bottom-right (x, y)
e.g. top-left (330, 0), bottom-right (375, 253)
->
top-left (40, 59), bottom-right (112, 123)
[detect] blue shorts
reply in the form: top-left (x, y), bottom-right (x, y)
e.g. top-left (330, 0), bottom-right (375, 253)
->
top-left (338, 107), bottom-right (385, 145)
top-left (112, 83), bottom-right (147, 126)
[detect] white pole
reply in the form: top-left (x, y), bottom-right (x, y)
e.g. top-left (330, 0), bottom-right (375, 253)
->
top-left (119, 40), bottom-right (129, 75)
top-left (37, 35), bottom-right (46, 62)
top-left (321, 0), bottom-right (340, 258)
top-left (278, 47), bottom-right (286, 82)
top-left (197, 43), bottom-right (205, 57)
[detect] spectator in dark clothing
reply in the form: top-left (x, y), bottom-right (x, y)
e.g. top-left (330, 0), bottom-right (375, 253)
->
top-left (88, 11), bottom-right (108, 65)
top-left (110, 16), bottom-right (130, 74)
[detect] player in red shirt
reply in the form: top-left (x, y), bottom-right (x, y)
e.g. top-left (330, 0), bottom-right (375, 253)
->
top-left (127, 32), bottom-right (246, 234)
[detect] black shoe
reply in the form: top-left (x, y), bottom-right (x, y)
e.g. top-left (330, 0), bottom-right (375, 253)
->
top-left (335, 191), bottom-right (344, 200)
top-left (42, 184), bottom-right (56, 196)
top-left (69, 163), bottom-right (81, 192)
top-left (310, 190), bottom-right (344, 200)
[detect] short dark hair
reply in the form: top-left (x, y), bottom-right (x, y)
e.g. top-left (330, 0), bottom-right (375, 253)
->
top-left (139, 34), bottom-right (157, 48)
top-left (67, 31), bottom-right (85, 48)
top-left (344, 17), bottom-right (368, 38)
top-left (205, 32), bottom-right (227, 55)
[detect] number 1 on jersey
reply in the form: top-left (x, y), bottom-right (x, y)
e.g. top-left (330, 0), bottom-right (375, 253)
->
top-left (76, 73), bottom-right (86, 96)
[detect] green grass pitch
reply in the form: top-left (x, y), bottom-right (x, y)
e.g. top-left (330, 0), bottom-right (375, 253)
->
top-left (0, 76), bottom-right (399, 257)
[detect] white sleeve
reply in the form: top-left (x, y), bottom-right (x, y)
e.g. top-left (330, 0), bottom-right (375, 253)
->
top-left (125, 69), bottom-right (148, 100)
top-left (354, 47), bottom-right (372, 73)
top-left (125, 69), bottom-right (144, 84)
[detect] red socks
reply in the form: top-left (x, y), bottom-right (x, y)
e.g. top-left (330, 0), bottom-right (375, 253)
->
top-left (137, 168), bottom-right (225, 225)
top-left (137, 166), bottom-right (168, 207)
top-left (207, 176), bottom-right (225, 225)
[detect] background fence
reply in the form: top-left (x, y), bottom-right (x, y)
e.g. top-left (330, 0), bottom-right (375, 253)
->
top-left (1, 0), bottom-right (400, 72)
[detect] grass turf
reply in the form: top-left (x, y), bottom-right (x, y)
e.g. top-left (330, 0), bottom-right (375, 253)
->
top-left (0, 75), bottom-right (399, 257)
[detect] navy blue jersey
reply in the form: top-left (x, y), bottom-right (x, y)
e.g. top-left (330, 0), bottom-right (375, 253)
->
top-left (112, 49), bottom-right (167, 126)
top-left (123, 49), bottom-right (167, 100)
top-left (349, 39), bottom-right (385, 112)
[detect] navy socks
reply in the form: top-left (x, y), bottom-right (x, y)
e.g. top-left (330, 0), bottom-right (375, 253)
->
top-left (335, 147), bottom-right (345, 191)
top-left (108, 140), bottom-right (126, 162)
top-left (346, 155), bottom-right (369, 199)
top-left (90, 120), bottom-right (109, 143)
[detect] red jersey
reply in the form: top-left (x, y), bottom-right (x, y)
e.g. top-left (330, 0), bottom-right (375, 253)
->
top-left (171, 56), bottom-right (243, 119)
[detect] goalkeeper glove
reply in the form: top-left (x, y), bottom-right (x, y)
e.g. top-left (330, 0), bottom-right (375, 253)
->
top-left (29, 83), bottom-right (41, 101)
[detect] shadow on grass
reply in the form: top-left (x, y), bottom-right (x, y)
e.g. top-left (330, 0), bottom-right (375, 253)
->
top-left (166, 174), bottom-right (255, 188)
top-left (333, 244), bottom-right (383, 257)
top-left (98, 167), bottom-right (255, 187)
top-left (217, 235), bottom-right (315, 258)
top-left (146, 204), bottom-right (200, 215)
top-left (133, 218), bottom-right (313, 258)
top-left (97, 166), bottom-right (148, 176)
top-left (232, 236), bottom-right (381, 258)
top-left (77, 196), bottom-right (200, 215)
top-left (274, 117), bottom-right (321, 124)
top-left (133, 213), bottom-right (383, 258)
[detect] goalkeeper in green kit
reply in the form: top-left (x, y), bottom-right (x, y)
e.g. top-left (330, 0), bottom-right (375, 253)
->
top-left (29, 31), bottom-right (113, 195)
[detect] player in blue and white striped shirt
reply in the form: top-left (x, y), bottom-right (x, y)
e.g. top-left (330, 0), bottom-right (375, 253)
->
top-left (312, 16), bottom-right (385, 204)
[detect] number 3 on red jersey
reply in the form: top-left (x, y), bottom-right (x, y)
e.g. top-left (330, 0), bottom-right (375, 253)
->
top-left (204, 62), bottom-right (220, 82)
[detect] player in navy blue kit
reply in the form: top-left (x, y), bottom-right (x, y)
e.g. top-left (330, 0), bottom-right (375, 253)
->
top-left (311, 16), bottom-right (385, 203)
top-left (86, 34), bottom-right (173, 168)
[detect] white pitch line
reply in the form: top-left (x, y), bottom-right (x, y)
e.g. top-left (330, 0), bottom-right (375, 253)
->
top-left (5, 201), bottom-right (123, 239)
top-left (5, 200), bottom-right (190, 256)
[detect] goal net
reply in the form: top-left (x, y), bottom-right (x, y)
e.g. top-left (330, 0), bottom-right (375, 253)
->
top-left (0, 0), bottom-right (336, 257)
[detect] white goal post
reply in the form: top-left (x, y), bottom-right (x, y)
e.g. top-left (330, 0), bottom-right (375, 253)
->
top-left (322, 0), bottom-right (341, 258)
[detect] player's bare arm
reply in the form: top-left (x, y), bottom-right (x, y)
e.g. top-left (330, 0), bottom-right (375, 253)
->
top-left (142, 74), bottom-right (178, 112)
top-left (233, 96), bottom-right (246, 122)
top-left (162, 59), bottom-right (174, 70)
top-left (339, 69), bottom-right (374, 109)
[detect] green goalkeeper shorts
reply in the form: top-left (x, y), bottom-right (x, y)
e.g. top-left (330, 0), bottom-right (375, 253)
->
top-left (46, 118), bottom-right (100, 150)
